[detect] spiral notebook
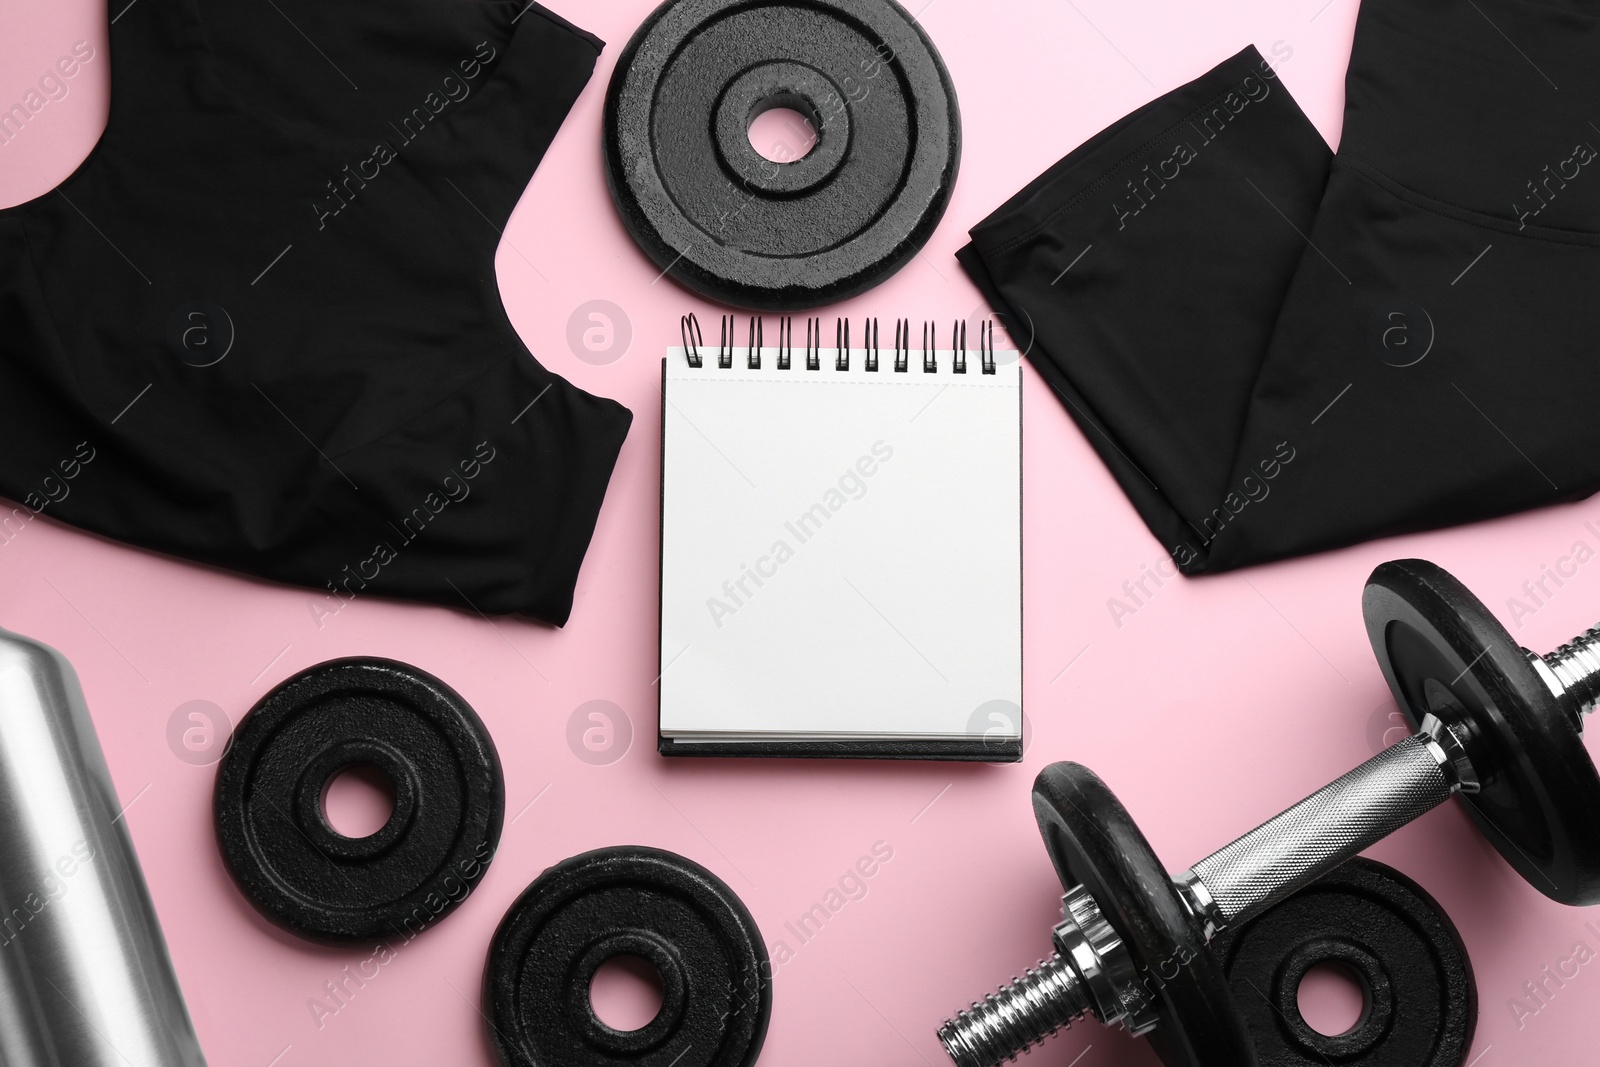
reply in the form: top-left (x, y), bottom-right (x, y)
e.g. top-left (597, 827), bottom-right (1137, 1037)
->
top-left (658, 315), bottom-right (1023, 760)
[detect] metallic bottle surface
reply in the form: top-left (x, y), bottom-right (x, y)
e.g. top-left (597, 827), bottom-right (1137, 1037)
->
top-left (0, 626), bottom-right (207, 1067)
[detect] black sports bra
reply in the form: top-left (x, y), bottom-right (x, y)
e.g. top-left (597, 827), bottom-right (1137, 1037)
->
top-left (0, 0), bottom-right (631, 625)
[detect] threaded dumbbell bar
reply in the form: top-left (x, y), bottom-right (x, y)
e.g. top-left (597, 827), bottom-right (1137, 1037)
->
top-left (939, 560), bottom-right (1600, 1067)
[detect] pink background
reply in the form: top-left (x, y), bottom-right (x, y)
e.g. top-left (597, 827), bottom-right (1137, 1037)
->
top-left (3, 0), bottom-right (1598, 1064)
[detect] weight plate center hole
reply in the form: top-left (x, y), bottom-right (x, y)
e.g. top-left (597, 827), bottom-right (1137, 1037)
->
top-left (589, 954), bottom-right (666, 1033)
top-left (747, 94), bottom-right (819, 164)
top-left (1297, 961), bottom-right (1371, 1037)
top-left (321, 763), bottom-right (396, 839)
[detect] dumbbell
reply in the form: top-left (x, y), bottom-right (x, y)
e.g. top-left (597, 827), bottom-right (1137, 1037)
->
top-left (938, 559), bottom-right (1600, 1067)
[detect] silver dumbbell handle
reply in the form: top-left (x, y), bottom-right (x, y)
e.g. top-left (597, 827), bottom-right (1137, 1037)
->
top-left (1183, 625), bottom-right (1600, 935)
top-left (941, 613), bottom-right (1600, 1067)
top-left (1177, 732), bottom-right (1457, 936)
top-left (941, 731), bottom-right (1468, 1067)
top-left (1185, 618), bottom-right (1600, 934)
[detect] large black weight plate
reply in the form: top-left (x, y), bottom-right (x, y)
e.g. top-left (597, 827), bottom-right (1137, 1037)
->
top-left (1033, 763), bottom-right (1256, 1067)
top-left (484, 846), bottom-right (770, 1067)
top-left (603, 0), bottom-right (961, 310)
top-left (1210, 859), bottom-right (1476, 1067)
top-left (214, 658), bottom-right (503, 943)
top-left (1364, 559), bottom-right (1600, 905)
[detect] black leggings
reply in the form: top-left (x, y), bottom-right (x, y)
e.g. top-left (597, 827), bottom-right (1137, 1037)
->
top-left (959, 0), bottom-right (1600, 574)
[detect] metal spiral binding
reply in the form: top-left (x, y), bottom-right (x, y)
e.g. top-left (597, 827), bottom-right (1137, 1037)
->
top-left (681, 313), bottom-right (704, 368)
top-left (679, 315), bottom-right (1003, 374)
top-left (777, 317), bottom-right (793, 370)
top-left (716, 315), bottom-right (732, 369)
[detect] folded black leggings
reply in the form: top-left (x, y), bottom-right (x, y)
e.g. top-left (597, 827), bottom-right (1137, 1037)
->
top-left (959, 0), bottom-right (1600, 574)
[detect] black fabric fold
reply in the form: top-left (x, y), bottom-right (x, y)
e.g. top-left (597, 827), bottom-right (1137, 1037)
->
top-left (0, 1), bottom-right (628, 624)
top-left (961, 0), bottom-right (1600, 574)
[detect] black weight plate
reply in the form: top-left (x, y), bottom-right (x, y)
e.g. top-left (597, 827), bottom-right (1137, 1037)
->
top-left (603, 0), bottom-right (961, 310)
top-left (1210, 858), bottom-right (1477, 1067)
top-left (1364, 560), bottom-right (1600, 905)
top-left (214, 658), bottom-right (503, 943)
top-left (1033, 763), bottom-right (1257, 1067)
top-left (484, 846), bottom-right (770, 1067)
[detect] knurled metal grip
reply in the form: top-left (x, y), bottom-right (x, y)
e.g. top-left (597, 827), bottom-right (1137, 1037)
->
top-left (1184, 734), bottom-right (1454, 932)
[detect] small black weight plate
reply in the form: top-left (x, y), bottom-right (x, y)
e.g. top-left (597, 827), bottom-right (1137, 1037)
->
top-left (603, 0), bottom-right (961, 310)
top-left (214, 658), bottom-right (503, 943)
top-left (1210, 858), bottom-right (1477, 1067)
top-left (484, 846), bottom-right (770, 1067)
top-left (1364, 559), bottom-right (1600, 905)
top-left (1033, 763), bottom-right (1256, 1067)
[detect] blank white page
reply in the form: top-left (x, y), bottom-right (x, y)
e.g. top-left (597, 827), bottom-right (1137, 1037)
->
top-left (659, 346), bottom-right (1021, 742)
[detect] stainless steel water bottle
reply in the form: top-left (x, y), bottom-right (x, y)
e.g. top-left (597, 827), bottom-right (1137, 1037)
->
top-left (0, 625), bottom-right (207, 1066)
